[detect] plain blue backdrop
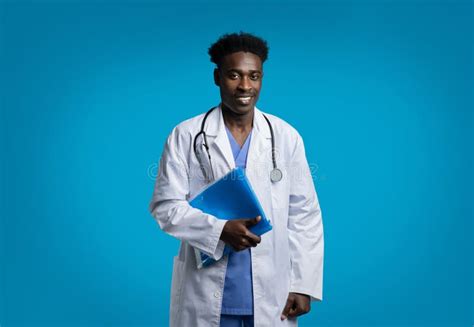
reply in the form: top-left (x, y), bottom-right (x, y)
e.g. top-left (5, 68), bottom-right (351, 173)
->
top-left (1, 1), bottom-right (472, 326)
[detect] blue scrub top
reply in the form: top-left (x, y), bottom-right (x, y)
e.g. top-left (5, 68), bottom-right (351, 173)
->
top-left (221, 126), bottom-right (254, 315)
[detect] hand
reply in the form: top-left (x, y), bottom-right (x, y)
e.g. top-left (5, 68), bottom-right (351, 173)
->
top-left (281, 292), bottom-right (311, 320)
top-left (219, 216), bottom-right (262, 251)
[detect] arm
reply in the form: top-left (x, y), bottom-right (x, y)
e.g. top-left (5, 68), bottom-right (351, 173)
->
top-left (282, 133), bottom-right (324, 319)
top-left (148, 127), bottom-right (227, 260)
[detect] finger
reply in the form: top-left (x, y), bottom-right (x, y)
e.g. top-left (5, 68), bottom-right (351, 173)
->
top-left (281, 296), bottom-right (294, 320)
top-left (245, 237), bottom-right (258, 248)
top-left (287, 297), bottom-right (310, 318)
top-left (286, 305), bottom-right (304, 318)
top-left (235, 238), bottom-right (250, 251)
top-left (246, 235), bottom-right (261, 248)
top-left (244, 215), bottom-right (261, 227)
top-left (245, 231), bottom-right (261, 245)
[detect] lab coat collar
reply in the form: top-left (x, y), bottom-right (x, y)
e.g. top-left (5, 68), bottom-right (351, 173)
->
top-left (206, 103), bottom-right (272, 175)
top-left (205, 103), bottom-right (271, 139)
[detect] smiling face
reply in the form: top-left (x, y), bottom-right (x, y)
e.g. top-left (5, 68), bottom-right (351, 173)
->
top-left (214, 51), bottom-right (263, 116)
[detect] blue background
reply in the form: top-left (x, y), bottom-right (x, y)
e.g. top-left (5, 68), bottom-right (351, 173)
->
top-left (1, 1), bottom-right (472, 326)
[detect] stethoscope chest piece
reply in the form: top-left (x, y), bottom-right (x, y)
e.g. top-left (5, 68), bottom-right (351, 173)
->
top-left (270, 168), bottom-right (283, 183)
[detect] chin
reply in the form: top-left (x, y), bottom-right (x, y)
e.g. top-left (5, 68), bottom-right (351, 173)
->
top-left (231, 102), bottom-right (255, 114)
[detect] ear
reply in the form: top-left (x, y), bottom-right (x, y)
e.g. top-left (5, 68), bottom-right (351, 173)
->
top-left (213, 68), bottom-right (220, 86)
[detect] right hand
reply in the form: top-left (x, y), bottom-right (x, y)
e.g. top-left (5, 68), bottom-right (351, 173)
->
top-left (219, 216), bottom-right (262, 251)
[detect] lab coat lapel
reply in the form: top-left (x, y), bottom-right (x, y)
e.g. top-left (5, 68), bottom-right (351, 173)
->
top-left (247, 109), bottom-right (272, 173)
top-left (206, 105), bottom-right (235, 179)
top-left (246, 108), bottom-right (273, 221)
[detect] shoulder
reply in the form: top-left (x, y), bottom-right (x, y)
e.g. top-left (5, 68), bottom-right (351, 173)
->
top-left (173, 112), bottom-right (206, 135)
top-left (165, 111), bottom-right (207, 146)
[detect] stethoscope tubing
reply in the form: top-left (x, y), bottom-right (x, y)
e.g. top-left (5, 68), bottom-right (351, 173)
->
top-left (193, 106), bottom-right (281, 183)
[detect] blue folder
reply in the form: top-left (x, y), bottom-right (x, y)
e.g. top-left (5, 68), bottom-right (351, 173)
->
top-left (189, 167), bottom-right (272, 268)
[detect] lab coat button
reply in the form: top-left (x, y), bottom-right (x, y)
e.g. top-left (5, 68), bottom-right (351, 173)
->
top-left (214, 291), bottom-right (220, 298)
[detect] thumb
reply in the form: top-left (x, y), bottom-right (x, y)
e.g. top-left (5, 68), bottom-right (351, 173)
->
top-left (281, 295), bottom-right (294, 320)
top-left (245, 215), bottom-right (261, 227)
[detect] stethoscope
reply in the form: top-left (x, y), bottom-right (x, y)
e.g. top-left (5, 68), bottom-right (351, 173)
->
top-left (193, 106), bottom-right (283, 184)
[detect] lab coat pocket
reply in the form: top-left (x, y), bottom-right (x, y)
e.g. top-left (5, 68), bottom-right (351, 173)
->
top-left (169, 256), bottom-right (185, 326)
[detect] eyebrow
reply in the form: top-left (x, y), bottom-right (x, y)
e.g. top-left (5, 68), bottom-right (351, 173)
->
top-left (226, 68), bottom-right (262, 74)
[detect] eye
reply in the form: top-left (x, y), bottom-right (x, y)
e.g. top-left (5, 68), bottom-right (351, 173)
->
top-left (228, 72), bottom-right (239, 80)
top-left (250, 74), bottom-right (261, 81)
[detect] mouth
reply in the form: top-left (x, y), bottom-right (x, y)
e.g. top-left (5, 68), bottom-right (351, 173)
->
top-left (234, 95), bottom-right (254, 106)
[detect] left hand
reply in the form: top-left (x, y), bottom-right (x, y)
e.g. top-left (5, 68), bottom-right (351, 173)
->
top-left (280, 292), bottom-right (311, 320)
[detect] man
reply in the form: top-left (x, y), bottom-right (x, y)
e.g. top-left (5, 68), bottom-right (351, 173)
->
top-left (149, 32), bottom-right (324, 327)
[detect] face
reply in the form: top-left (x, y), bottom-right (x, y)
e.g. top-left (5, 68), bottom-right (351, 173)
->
top-left (214, 51), bottom-right (263, 115)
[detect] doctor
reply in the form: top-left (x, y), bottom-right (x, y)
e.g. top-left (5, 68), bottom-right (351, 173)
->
top-left (149, 32), bottom-right (324, 327)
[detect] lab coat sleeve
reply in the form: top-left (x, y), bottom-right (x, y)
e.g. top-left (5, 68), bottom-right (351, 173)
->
top-left (148, 127), bottom-right (227, 260)
top-left (287, 133), bottom-right (324, 302)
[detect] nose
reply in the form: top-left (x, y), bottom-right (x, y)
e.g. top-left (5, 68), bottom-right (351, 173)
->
top-left (237, 76), bottom-right (252, 92)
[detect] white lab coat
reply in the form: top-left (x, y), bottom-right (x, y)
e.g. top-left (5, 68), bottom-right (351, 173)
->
top-left (149, 104), bottom-right (324, 327)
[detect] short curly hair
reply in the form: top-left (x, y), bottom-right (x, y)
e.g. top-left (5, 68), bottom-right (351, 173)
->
top-left (208, 32), bottom-right (269, 67)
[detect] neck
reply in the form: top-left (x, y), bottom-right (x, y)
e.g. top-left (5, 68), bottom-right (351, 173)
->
top-left (221, 104), bottom-right (254, 133)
